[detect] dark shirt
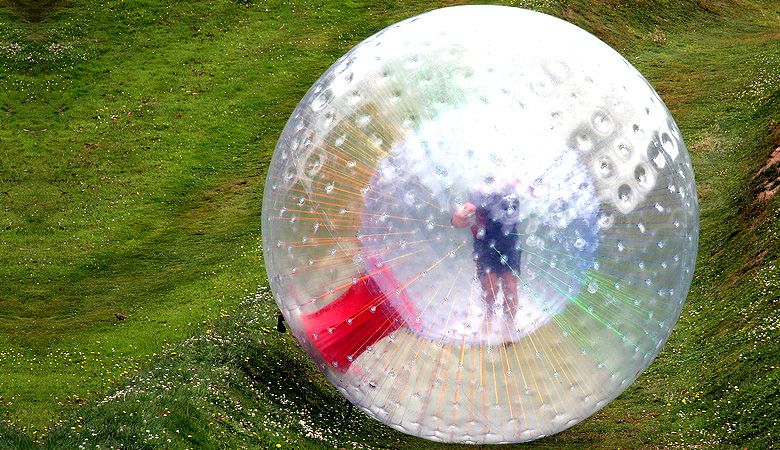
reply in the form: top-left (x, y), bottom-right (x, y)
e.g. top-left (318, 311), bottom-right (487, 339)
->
top-left (470, 191), bottom-right (521, 274)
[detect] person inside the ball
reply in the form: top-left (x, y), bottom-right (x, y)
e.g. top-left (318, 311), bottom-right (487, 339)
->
top-left (452, 181), bottom-right (523, 323)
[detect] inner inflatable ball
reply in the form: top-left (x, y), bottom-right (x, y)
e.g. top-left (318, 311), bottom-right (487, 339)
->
top-left (261, 5), bottom-right (698, 444)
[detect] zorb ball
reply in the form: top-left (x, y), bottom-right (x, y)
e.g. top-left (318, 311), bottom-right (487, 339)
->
top-left (262, 5), bottom-right (698, 444)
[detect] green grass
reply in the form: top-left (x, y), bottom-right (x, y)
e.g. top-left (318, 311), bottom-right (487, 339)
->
top-left (0, 0), bottom-right (778, 447)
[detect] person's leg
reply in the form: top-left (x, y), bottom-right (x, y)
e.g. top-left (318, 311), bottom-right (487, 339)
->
top-left (478, 269), bottom-right (500, 318)
top-left (500, 271), bottom-right (519, 321)
top-left (499, 241), bottom-right (521, 322)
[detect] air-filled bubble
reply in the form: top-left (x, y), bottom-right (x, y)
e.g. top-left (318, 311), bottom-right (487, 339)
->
top-left (262, 5), bottom-right (698, 445)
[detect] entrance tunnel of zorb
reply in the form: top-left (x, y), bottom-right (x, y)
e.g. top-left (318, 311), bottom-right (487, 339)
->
top-left (261, 6), bottom-right (698, 444)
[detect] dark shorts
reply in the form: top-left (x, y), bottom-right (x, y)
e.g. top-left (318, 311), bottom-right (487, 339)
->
top-left (473, 233), bottom-right (521, 277)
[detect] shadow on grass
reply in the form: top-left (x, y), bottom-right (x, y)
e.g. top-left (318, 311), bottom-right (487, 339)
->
top-left (4, 0), bottom-right (70, 22)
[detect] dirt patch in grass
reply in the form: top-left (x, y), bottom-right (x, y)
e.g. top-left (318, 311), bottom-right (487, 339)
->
top-left (753, 144), bottom-right (780, 202)
top-left (749, 123), bottom-right (780, 216)
top-left (652, 26), bottom-right (667, 44)
top-left (691, 131), bottom-right (725, 154)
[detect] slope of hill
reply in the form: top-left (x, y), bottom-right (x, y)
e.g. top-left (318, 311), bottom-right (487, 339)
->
top-left (0, 0), bottom-right (778, 448)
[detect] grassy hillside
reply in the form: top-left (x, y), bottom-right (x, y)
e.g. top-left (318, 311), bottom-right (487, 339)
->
top-left (0, 0), bottom-right (778, 447)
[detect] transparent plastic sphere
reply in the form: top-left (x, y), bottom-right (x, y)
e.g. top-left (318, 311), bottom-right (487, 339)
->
top-left (262, 5), bottom-right (698, 444)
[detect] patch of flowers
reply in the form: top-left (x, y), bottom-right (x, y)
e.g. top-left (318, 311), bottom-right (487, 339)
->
top-left (46, 286), bottom-right (406, 448)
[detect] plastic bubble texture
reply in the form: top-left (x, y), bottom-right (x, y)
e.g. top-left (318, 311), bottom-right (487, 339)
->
top-left (262, 5), bottom-right (698, 444)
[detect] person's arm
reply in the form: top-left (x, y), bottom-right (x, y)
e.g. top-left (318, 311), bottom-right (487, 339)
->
top-left (451, 202), bottom-right (476, 227)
